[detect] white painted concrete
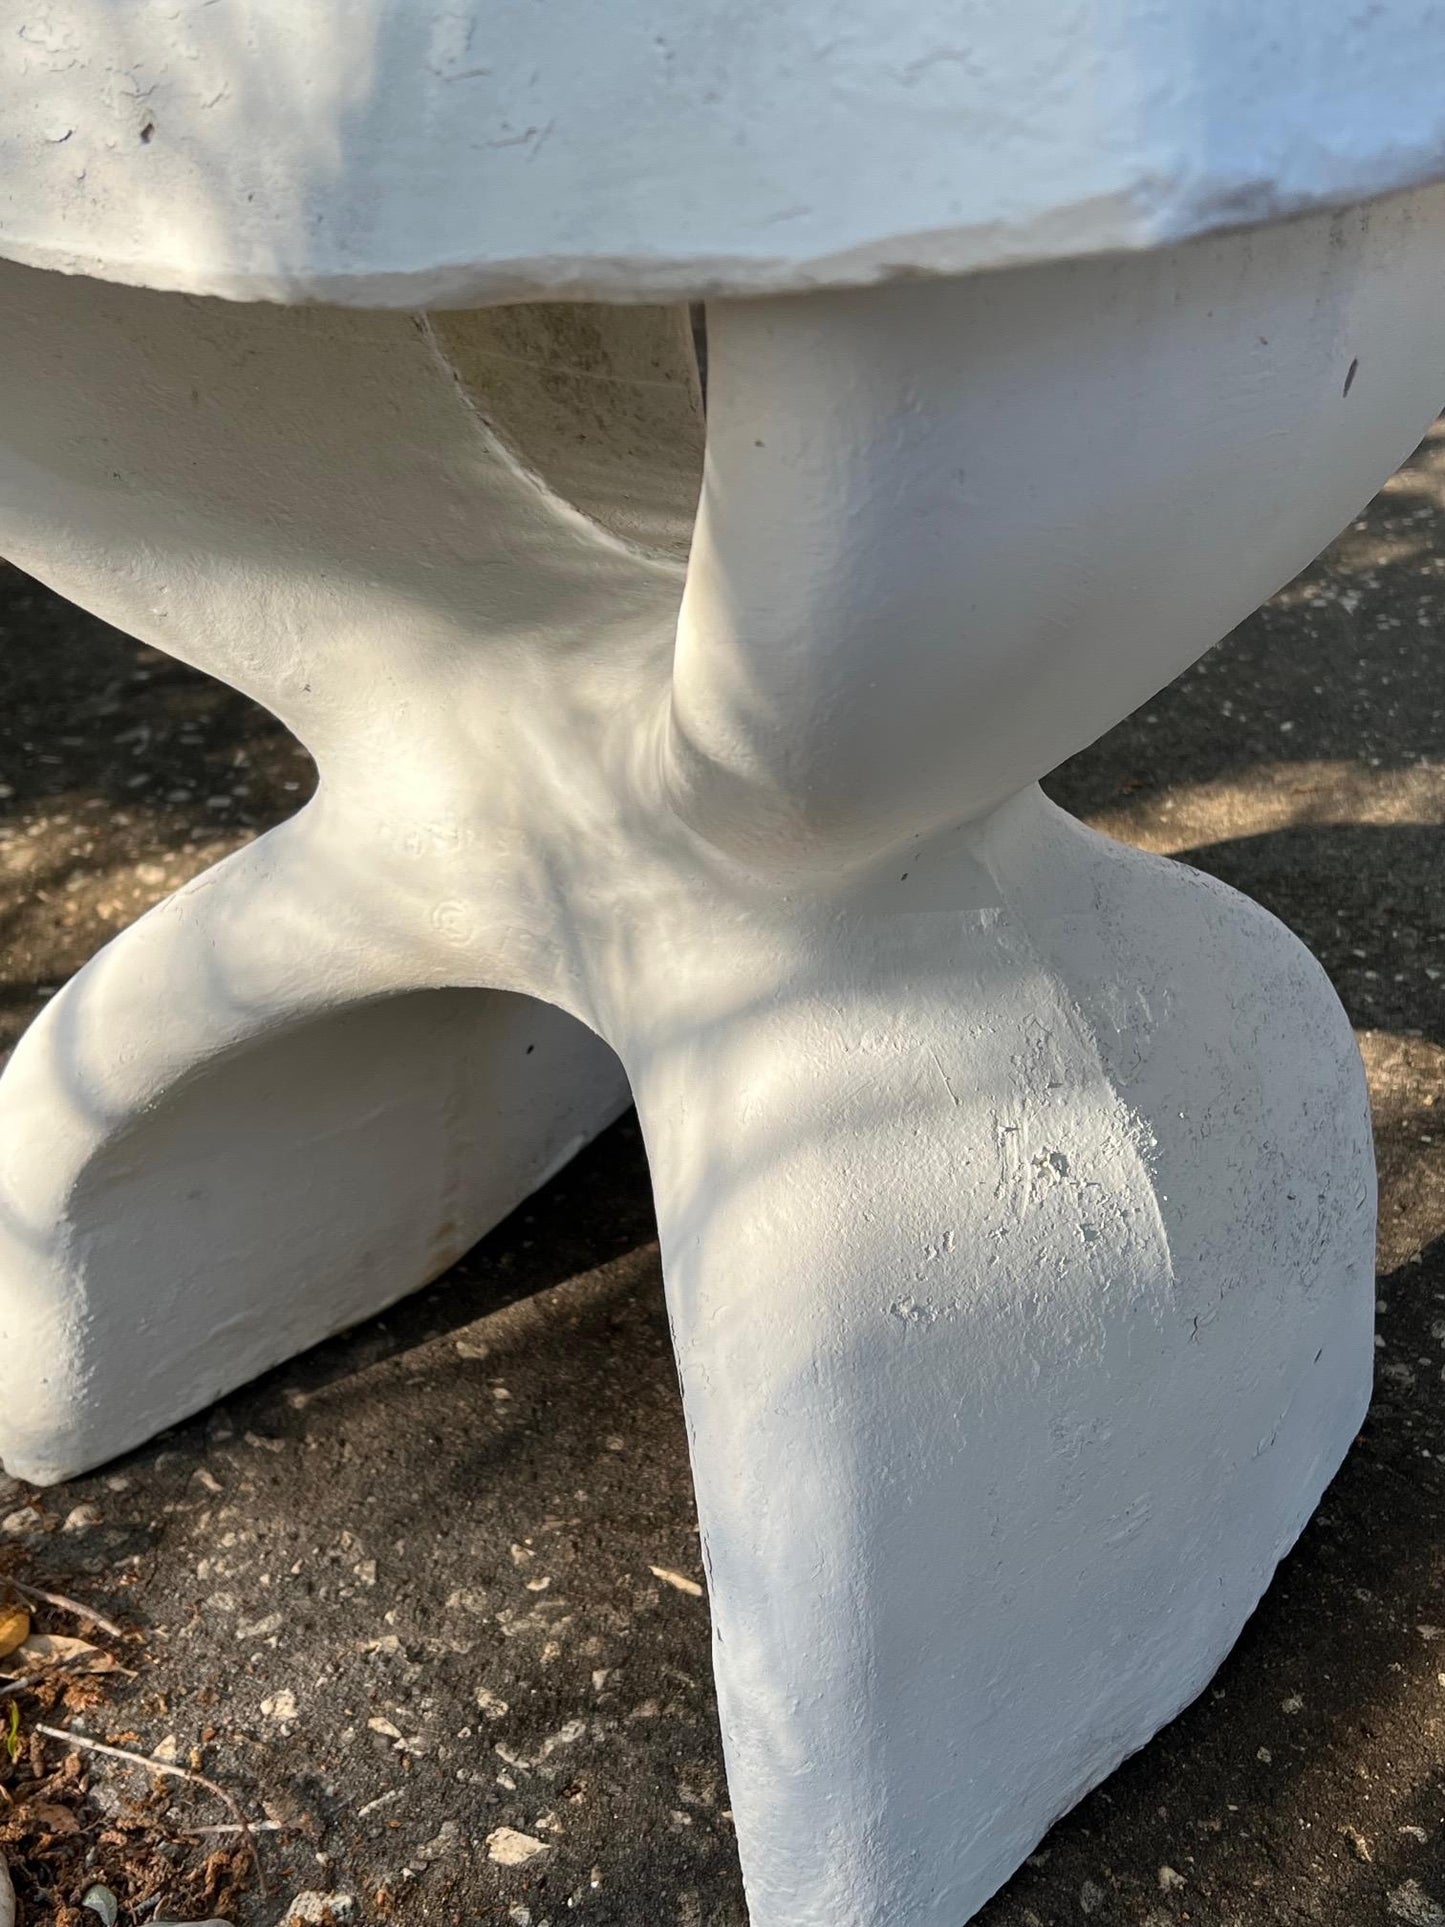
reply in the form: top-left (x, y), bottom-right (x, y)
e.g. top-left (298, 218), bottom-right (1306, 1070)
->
top-left (0, 292), bottom-right (703, 1482)
top-left (1, 182), bottom-right (1443, 1921)
top-left (2, 0), bottom-right (1445, 305)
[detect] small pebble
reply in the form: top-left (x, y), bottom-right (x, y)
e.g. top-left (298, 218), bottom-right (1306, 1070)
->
top-left (283, 1896), bottom-right (357, 1924)
top-left (488, 1827), bottom-right (550, 1867)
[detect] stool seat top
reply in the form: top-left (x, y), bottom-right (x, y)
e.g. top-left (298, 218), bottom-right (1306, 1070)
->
top-left (3, 0), bottom-right (1444, 308)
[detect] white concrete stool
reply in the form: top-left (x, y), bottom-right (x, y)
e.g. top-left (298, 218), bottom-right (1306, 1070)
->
top-left (2, 5), bottom-right (1445, 1921)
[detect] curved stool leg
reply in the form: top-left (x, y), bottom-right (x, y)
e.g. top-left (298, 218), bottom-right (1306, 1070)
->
top-left (0, 267), bottom-right (700, 1482)
top-left (0, 809), bottom-right (628, 1483)
top-left (611, 199), bottom-right (1445, 1924)
top-left (619, 790), bottom-right (1373, 1926)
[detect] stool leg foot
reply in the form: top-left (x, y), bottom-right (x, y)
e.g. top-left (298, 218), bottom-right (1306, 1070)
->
top-left (0, 812), bottom-right (628, 1483)
top-left (621, 790), bottom-right (1373, 1925)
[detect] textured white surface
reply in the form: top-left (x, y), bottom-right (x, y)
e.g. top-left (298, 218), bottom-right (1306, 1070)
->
top-left (1, 0), bottom-right (1445, 303)
top-left (1, 184), bottom-right (1443, 1919)
top-left (639, 783), bottom-right (1375, 1924)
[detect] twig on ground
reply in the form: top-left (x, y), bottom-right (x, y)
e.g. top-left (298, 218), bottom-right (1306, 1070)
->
top-left (183, 1821), bottom-right (283, 1839)
top-left (33, 1726), bottom-right (267, 1897)
top-left (3, 1665), bottom-right (116, 1703)
top-left (10, 1583), bottom-right (127, 1642)
top-left (0, 1663), bottom-right (70, 1704)
top-left (0, 1649), bottom-right (135, 1702)
top-left (650, 1564), bottom-right (705, 1597)
top-left (0, 1846), bottom-right (14, 1927)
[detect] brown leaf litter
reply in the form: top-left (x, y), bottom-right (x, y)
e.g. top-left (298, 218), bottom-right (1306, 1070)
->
top-left (0, 1532), bottom-right (260, 1925)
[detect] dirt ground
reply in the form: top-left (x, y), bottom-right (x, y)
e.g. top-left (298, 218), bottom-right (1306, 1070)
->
top-left (2, 425), bottom-right (1445, 1927)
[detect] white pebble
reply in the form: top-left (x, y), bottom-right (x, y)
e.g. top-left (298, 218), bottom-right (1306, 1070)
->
top-left (488, 1827), bottom-right (549, 1867)
top-left (283, 1895), bottom-right (357, 1924)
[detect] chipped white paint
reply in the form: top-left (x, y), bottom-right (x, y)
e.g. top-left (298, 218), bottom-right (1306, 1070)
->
top-left (0, 156), bottom-right (1443, 1927)
top-left (2, 1), bottom-right (1445, 304)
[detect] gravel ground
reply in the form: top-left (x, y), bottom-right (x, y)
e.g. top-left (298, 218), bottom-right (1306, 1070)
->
top-left (3, 425), bottom-right (1445, 1926)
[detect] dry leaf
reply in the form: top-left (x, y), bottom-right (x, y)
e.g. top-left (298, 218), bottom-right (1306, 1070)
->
top-left (3, 1634), bottom-right (116, 1677)
top-left (0, 1606), bottom-right (29, 1660)
top-left (25, 1801), bottom-right (80, 1834)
